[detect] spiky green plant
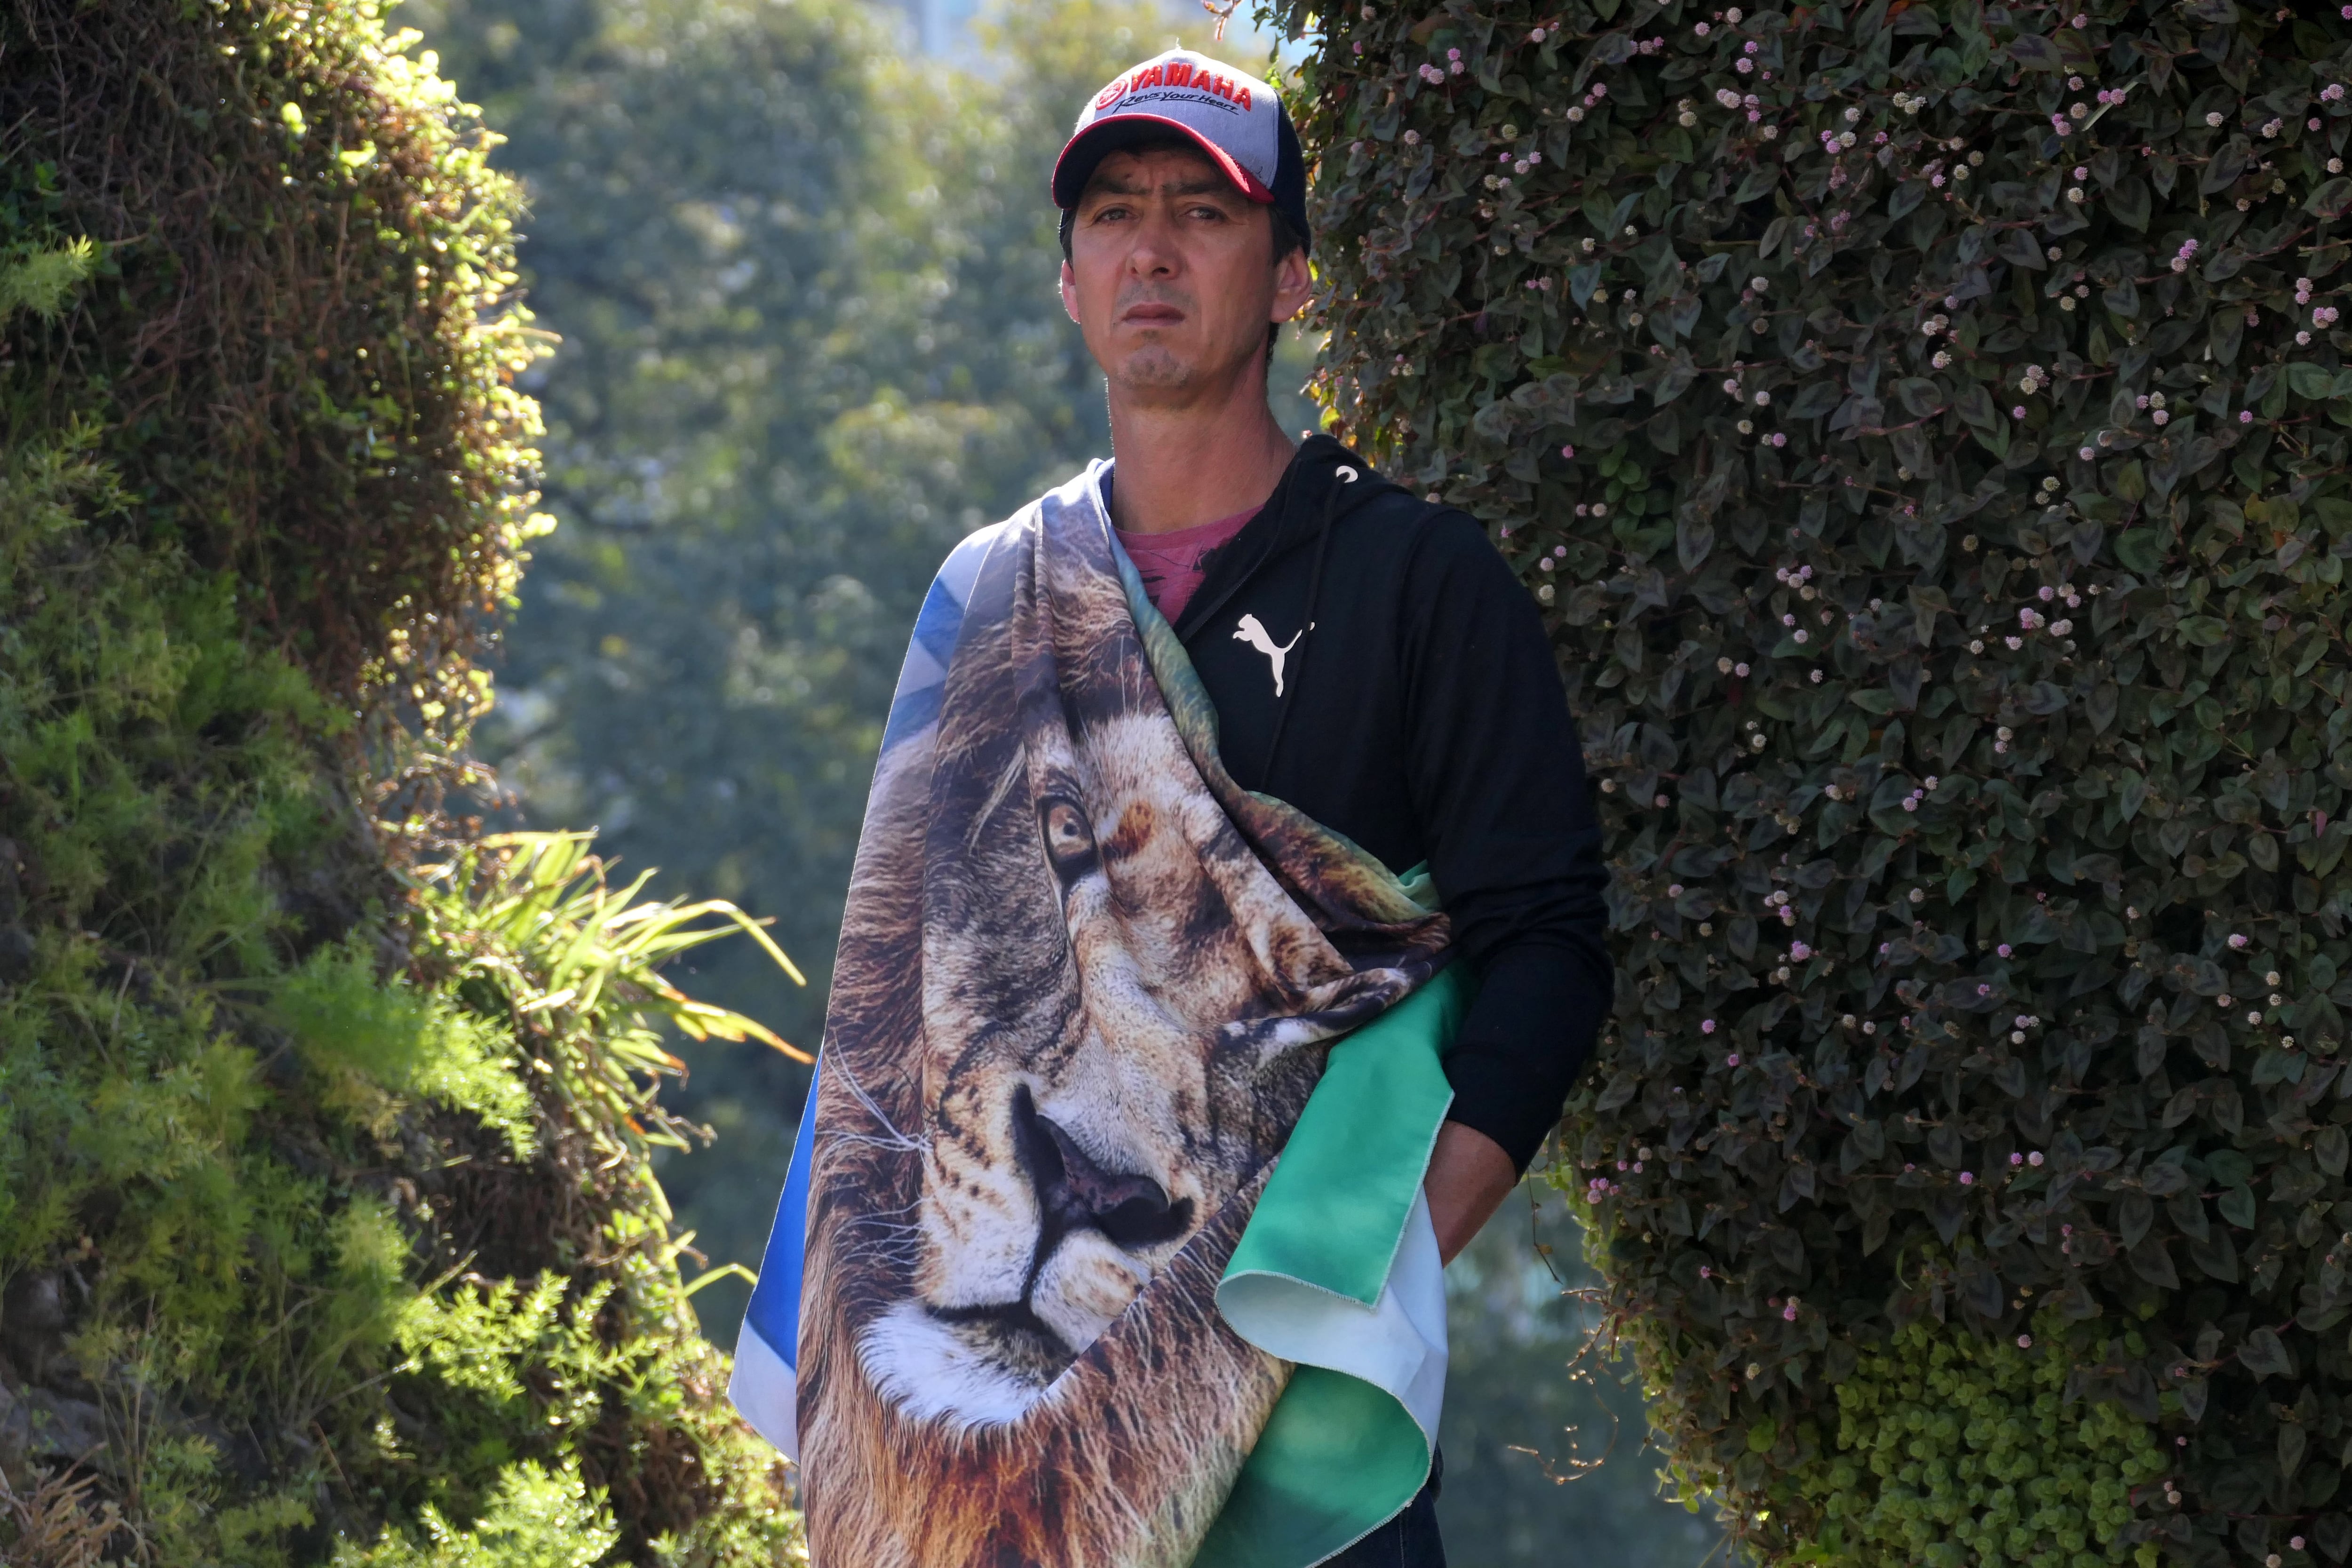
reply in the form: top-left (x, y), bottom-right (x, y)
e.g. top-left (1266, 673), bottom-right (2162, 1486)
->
top-left (0, 1), bottom-right (810, 1560)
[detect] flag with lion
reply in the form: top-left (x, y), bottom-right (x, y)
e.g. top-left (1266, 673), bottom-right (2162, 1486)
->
top-left (731, 461), bottom-right (1470, 1567)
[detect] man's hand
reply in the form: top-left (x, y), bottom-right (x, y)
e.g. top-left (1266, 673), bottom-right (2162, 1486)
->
top-left (1424, 1120), bottom-right (1518, 1265)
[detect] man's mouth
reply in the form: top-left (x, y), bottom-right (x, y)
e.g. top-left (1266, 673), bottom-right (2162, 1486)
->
top-left (1119, 302), bottom-right (1185, 327)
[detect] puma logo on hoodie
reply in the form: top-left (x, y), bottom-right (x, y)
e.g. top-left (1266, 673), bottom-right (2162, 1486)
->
top-left (1232, 613), bottom-right (1303, 696)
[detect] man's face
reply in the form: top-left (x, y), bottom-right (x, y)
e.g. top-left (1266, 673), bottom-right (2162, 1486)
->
top-left (1059, 146), bottom-right (1312, 405)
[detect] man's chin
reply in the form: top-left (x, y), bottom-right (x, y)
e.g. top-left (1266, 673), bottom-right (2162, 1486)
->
top-left (1106, 344), bottom-right (1258, 405)
top-left (1107, 344), bottom-right (1197, 390)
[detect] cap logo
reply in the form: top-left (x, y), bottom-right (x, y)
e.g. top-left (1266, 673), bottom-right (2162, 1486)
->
top-left (1091, 59), bottom-right (1253, 118)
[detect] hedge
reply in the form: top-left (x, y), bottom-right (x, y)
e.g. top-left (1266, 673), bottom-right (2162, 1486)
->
top-left (0, 2), bottom-right (800, 1562)
top-left (1287, 0), bottom-right (2352, 1563)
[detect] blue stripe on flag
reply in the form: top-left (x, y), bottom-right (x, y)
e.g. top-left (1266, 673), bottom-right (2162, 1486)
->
top-left (736, 1079), bottom-right (818, 1446)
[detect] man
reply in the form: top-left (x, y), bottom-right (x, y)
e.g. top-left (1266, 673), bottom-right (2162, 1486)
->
top-left (1050, 50), bottom-right (1608, 1564)
top-left (735, 48), bottom-right (1606, 1568)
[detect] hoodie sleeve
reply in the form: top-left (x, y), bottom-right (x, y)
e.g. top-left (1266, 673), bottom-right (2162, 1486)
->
top-left (1393, 510), bottom-right (1612, 1175)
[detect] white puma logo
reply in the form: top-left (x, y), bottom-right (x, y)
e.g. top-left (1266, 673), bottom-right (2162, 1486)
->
top-left (1233, 613), bottom-right (1304, 696)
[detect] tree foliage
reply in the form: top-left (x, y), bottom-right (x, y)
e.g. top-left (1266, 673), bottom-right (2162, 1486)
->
top-left (1287, 0), bottom-right (2352, 1562)
top-left (0, 1), bottom-right (797, 1560)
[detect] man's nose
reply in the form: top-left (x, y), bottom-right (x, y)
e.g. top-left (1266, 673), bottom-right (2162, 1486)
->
top-left (1123, 210), bottom-right (1183, 275)
top-left (1013, 1086), bottom-right (1192, 1248)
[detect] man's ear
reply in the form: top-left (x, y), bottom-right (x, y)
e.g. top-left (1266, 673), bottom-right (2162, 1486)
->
top-left (1060, 259), bottom-right (1081, 326)
top-left (1269, 245), bottom-right (1312, 329)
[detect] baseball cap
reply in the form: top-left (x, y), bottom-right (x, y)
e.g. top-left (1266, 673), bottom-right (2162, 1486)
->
top-left (1052, 48), bottom-right (1310, 254)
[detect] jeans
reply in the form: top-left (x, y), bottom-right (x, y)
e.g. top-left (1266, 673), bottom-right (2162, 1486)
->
top-left (1322, 1450), bottom-right (1444, 1567)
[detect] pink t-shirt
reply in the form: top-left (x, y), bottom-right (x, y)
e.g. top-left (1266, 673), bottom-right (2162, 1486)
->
top-left (1117, 507), bottom-right (1257, 625)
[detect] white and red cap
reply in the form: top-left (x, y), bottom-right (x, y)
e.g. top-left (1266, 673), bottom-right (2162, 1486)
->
top-left (1052, 48), bottom-right (1310, 251)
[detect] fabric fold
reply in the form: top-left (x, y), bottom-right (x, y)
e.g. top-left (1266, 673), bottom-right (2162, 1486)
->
top-left (1201, 963), bottom-right (1470, 1567)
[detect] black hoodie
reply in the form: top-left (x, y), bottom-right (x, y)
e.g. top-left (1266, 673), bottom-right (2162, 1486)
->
top-left (1142, 435), bottom-right (1610, 1173)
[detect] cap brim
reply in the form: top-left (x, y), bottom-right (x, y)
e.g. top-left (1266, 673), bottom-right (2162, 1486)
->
top-left (1051, 115), bottom-right (1276, 210)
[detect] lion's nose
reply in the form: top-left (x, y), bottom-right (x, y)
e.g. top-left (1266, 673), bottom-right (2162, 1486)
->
top-left (1012, 1087), bottom-right (1192, 1250)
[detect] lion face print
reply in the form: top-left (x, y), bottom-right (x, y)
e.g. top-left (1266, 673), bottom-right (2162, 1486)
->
top-left (866, 703), bottom-right (1340, 1428)
top-left (788, 470), bottom-right (1448, 1568)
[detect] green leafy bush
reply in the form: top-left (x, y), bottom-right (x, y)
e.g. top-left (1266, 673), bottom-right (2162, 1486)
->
top-left (0, 2), bottom-right (802, 1561)
top-left (1287, 0), bottom-right (2352, 1562)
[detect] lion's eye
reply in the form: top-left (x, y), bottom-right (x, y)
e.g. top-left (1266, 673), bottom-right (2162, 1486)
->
top-left (1039, 798), bottom-right (1099, 885)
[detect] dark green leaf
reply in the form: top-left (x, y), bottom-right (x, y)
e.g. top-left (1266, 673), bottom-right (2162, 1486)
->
top-left (2308, 177), bottom-right (2352, 219)
top-left (2004, 32), bottom-right (2063, 70)
top-left (2240, 1326), bottom-right (2296, 1378)
top-left (2290, 361), bottom-right (2340, 400)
